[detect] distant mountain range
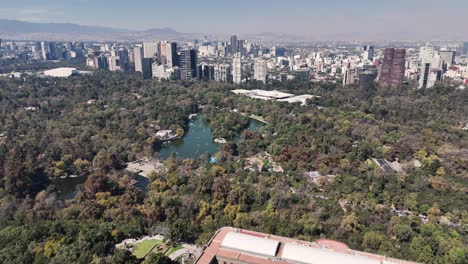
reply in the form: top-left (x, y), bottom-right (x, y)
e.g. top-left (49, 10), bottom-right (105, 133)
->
top-left (0, 19), bottom-right (206, 42)
top-left (1, 19), bottom-right (466, 42)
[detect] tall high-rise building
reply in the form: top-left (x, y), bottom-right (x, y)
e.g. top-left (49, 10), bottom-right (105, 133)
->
top-left (166, 42), bottom-right (179, 67)
top-left (197, 63), bottom-right (215, 81)
top-left (463, 42), bottom-right (468, 54)
top-left (108, 56), bottom-right (121, 72)
top-left (141, 58), bottom-right (153, 79)
top-left (419, 46), bottom-right (435, 64)
top-left (419, 62), bottom-right (442, 89)
top-left (230, 35), bottom-right (238, 55)
top-left (363, 45), bottom-right (375, 61)
top-left (379, 48), bottom-right (406, 87)
top-left (179, 49), bottom-right (197, 80)
top-left (253, 58), bottom-right (267, 84)
top-left (237, 39), bottom-right (246, 57)
top-left (359, 70), bottom-right (377, 89)
top-left (40, 41), bottom-right (48, 61)
top-left (232, 57), bottom-right (242, 84)
top-left (117, 48), bottom-right (130, 72)
top-left (418, 54), bottom-right (442, 89)
top-left (214, 64), bottom-right (231, 83)
top-left (133, 46), bottom-right (143, 73)
top-left (272, 47), bottom-right (286, 57)
top-left (143, 41), bottom-right (158, 58)
top-left (439, 50), bottom-right (455, 68)
top-left (97, 54), bottom-right (109, 70)
top-left (48, 42), bottom-right (57, 60)
top-left (342, 64), bottom-right (355, 86)
top-left (65, 42), bottom-right (73, 52)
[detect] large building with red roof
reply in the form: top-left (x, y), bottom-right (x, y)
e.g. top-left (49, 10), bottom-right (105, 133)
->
top-left (196, 227), bottom-right (418, 264)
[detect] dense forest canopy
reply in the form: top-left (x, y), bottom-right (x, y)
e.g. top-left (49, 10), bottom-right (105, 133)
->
top-left (0, 71), bottom-right (466, 263)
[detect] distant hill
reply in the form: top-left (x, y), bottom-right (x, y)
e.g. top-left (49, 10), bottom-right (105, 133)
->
top-left (0, 19), bottom-right (202, 41)
top-left (0, 19), bottom-right (124, 34)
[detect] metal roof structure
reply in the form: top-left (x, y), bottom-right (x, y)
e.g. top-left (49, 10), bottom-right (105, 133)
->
top-left (196, 227), bottom-right (419, 264)
top-left (281, 242), bottom-right (380, 264)
top-left (221, 232), bottom-right (280, 258)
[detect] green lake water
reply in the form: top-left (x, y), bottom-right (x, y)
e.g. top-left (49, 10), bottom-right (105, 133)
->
top-left (159, 115), bottom-right (264, 159)
top-left (53, 114), bottom-right (264, 199)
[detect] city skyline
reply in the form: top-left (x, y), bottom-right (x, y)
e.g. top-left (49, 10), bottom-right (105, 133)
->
top-left (1, 0), bottom-right (468, 40)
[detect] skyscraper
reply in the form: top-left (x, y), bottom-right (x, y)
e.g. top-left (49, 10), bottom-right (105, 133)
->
top-left (342, 63), bottom-right (355, 86)
top-left (363, 45), bottom-right (374, 61)
top-left (108, 56), bottom-right (121, 72)
top-left (253, 58), bottom-right (267, 84)
top-left (40, 41), bottom-right (48, 61)
top-left (197, 63), bottom-right (214, 81)
top-left (143, 41), bottom-right (158, 58)
top-left (379, 48), bottom-right (406, 87)
top-left (419, 46), bottom-right (435, 64)
top-left (230, 35), bottom-right (238, 55)
top-left (214, 64), bottom-right (231, 83)
top-left (237, 39), bottom-right (246, 57)
top-left (418, 54), bottom-right (442, 89)
top-left (134, 46), bottom-right (143, 73)
top-left (419, 63), bottom-right (442, 89)
top-left (166, 42), bottom-right (179, 67)
top-left (117, 48), bottom-right (130, 72)
top-left (359, 71), bottom-right (377, 89)
top-left (463, 42), bottom-right (468, 54)
top-left (97, 54), bottom-right (109, 70)
top-left (439, 51), bottom-right (455, 68)
top-left (179, 49), bottom-right (197, 80)
top-left (141, 58), bottom-right (153, 79)
top-left (232, 57), bottom-right (242, 84)
top-left (272, 47), bottom-right (286, 57)
top-left (48, 42), bottom-right (57, 60)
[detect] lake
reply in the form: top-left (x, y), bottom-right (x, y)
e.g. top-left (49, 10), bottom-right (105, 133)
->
top-left (158, 114), bottom-right (264, 159)
top-left (53, 114), bottom-right (264, 199)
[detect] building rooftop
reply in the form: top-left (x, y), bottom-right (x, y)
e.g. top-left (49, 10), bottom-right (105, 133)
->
top-left (282, 242), bottom-right (379, 264)
top-left (196, 227), bottom-right (419, 264)
top-left (221, 232), bottom-right (280, 258)
top-left (250, 89), bottom-right (294, 99)
top-left (43, 67), bottom-right (78, 77)
top-left (231, 89), bottom-right (315, 106)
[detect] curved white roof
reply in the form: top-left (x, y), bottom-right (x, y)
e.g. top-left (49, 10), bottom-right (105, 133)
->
top-left (281, 243), bottom-right (381, 264)
top-left (221, 232), bottom-right (280, 258)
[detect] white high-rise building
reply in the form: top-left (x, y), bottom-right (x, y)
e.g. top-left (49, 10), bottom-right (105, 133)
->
top-left (133, 46), bottom-right (143, 73)
top-left (143, 41), bottom-right (158, 59)
top-left (419, 62), bottom-right (442, 89)
top-left (419, 46), bottom-right (436, 64)
top-left (363, 45), bottom-right (374, 61)
top-left (214, 64), bottom-right (231, 83)
top-left (108, 56), bottom-right (122, 72)
top-left (166, 42), bottom-right (178, 68)
top-left (40, 41), bottom-right (48, 61)
top-left (439, 51), bottom-right (455, 68)
top-left (232, 57), bottom-right (242, 84)
top-left (342, 64), bottom-right (355, 86)
top-left (418, 49), bottom-right (443, 89)
top-left (253, 59), bottom-right (267, 84)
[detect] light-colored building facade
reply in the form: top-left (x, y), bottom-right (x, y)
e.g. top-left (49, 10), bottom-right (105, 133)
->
top-left (196, 227), bottom-right (419, 264)
top-left (232, 57), bottom-right (242, 84)
top-left (133, 46), bottom-right (143, 73)
top-left (214, 64), bottom-right (231, 83)
top-left (108, 55), bottom-right (122, 72)
top-left (143, 41), bottom-right (158, 59)
top-left (254, 58), bottom-right (267, 83)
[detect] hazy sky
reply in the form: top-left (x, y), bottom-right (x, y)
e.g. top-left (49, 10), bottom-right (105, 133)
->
top-left (1, 0), bottom-right (467, 38)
